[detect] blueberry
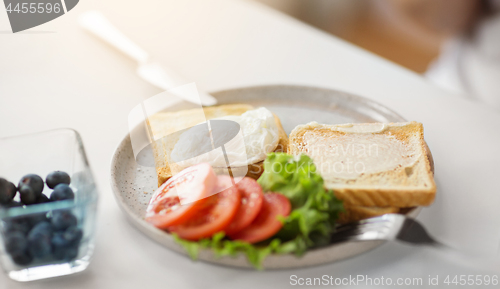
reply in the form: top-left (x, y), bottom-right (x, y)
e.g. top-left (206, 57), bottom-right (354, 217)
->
top-left (27, 222), bottom-right (53, 259)
top-left (28, 234), bottom-right (52, 259)
top-left (50, 184), bottom-right (74, 202)
top-left (0, 200), bottom-right (23, 209)
top-left (51, 226), bottom-right (83, 252)
top-left (19, 185), bottom-right (38, 205)
top-left (28, 221), bottom-right (53, 238)
top-left (4, 231), bottom-right (28, 255)
top-left (36, 194), bottom-right (51, 204)
top-left (0, 178), bottom-right (17, 205)
top-left (53, 244), bottom-right (79, 261)
top-left (18, 174), bottom-right (44, 197)
top-left (63, 226), bottom-right (83, 245)
top-left (51, 232), bottom-right (71, 248)
top-left (51, 210), bottom-right (77, 231)
top-left (4, 217), bottom-right (31, 235)
top-left (46, 171), bottom-right (71, 189)
top-left (27, 212), bottom-right (49, 227)
top-left (10, 251), bottom-right (33, 266)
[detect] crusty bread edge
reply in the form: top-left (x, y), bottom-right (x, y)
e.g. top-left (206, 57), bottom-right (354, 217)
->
top-left (333, 186), bottom-right (435, 207)
top-left (338, 205), bottom-right (401, 224)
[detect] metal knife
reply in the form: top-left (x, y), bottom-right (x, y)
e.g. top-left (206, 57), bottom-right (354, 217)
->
top-left (78, 11), bottom-right (217, 106)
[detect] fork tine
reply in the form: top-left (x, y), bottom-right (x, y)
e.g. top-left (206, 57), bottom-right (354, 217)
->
top-left (335, 216), bottom-right (392, 233)
top-left (396, 217), bottom-right (440, 245)
top-left (331, 214), bottom-right (402, 243)
top-left (330, 227), bottom-right (392, 243)
top-left (330, 214), bottom-right (444, 247)
top-left (332, 223), bottom-right (392, 238)
top-left (333, 223), bottom-right (392, 238)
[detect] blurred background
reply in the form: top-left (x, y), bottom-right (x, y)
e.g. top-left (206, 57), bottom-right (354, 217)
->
top-left (252, 0), bottom-right (500, 111)
top-left (252, 0), bottom-right (470, 73)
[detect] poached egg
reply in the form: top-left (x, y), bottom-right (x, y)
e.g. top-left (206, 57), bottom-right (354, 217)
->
top-left (170, 107), bottom-right (280, 168)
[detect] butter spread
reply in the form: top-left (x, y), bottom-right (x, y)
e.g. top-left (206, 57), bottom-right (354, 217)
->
top-left (297, 123), bottom-right (419, 180)
top-left (334, 123), bottom-right (388, 134)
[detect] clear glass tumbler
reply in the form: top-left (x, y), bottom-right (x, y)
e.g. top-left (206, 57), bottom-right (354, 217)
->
top-left (0, 129), bottom-right (98, 282)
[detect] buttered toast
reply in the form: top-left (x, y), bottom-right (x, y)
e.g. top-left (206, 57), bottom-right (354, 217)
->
top-left (148, 104), bottom-right (288, 186)
top-left (288, 121), bottom-right (436, 221)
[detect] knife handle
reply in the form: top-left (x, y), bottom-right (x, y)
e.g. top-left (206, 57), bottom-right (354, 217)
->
top-left (79, 11), bottom-right (149, 64)
top-left (79, 11), bottom-right (217, 106)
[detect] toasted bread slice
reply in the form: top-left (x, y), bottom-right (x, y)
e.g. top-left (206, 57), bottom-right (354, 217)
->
top-left (288, 122), bottom-right (436, 207)
top-left (338, 206), bottom-right (401, 224)
top-left (148, 104), bottom-right (288, 186)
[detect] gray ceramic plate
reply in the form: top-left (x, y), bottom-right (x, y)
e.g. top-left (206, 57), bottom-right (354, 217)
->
top-left (110, 85), bottom-right (422, 269)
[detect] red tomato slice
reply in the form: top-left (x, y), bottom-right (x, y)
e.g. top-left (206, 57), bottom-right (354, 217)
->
top-left (168, 176), bottom-right (241, 241)
top-left (224, 177), bottom-right (264, 235)
top-left (229, 193), bottom-right (291, 244)
top-left (145, 163), bottom-right (217, 229)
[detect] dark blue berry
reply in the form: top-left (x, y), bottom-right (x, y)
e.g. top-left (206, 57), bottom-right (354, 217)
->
top-left (27, 222), bottom-right (53, 259)
top-left (51, 210), bottom-right (77, 231)
top-left (50, 184), bottom-right (74, 202)
top-left (36, 194), bottom-right (51, 204)
top-left (4, 231), bottom-right (28, 255)
top-left (53, 244), bottom-right (79, 261)
top-left (28, 221), bottom-right (53, 238)
top-left (4, 222), bottom-right (30, 235)
top-left (27, 212), bottom-right (49, 227)
top-left (0, 178), bottom-right (17, 204)
top-left (19, 185), bottom-right (38, 205)
top-left (46, 171), bottom-right (71, 189)
top-left (0, 200), bottom-right (23, 209)
top-left (4, 217), bottom-right (31, 235)
top-left (28, 234), bottom-right (52, 259)
top-left (63, 226), bottom-right (83, 245)
top-left (18, 174), bottom-right (44, 197)
top-left (10, 251), bottom-right (33, 265)
top-left (51, 232), bottom-right (71, 248)
top-left (51, 226), bottom-right (83, 253)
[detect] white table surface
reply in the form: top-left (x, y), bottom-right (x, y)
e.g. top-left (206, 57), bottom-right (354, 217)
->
top-left (1, 0), bottom-right (499, 288)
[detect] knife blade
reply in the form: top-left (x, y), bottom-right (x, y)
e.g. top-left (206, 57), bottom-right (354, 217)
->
top-left (79, 11), bottom-right (217, 106)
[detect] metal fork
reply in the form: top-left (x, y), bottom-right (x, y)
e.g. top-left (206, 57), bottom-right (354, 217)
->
top-left (330, 214), bottom-right (500, 270)
top-left (331, 214), bottom-right (444, 247)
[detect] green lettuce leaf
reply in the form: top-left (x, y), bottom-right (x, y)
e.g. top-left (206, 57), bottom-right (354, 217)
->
top-left (173, 153), bottom-right (344, 269)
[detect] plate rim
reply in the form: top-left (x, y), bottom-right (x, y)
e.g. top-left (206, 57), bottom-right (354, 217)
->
top-left (210, 84), bottom-right (407, 120)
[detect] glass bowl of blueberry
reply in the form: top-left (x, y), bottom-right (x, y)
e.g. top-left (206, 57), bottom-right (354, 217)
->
top-left (0, 129), bottom-right (98, 282)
